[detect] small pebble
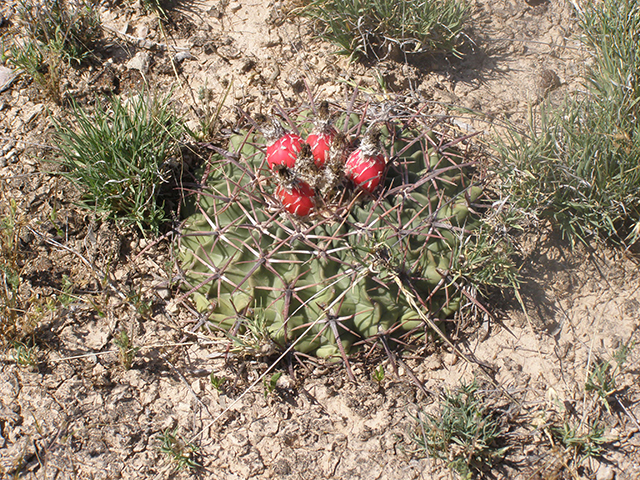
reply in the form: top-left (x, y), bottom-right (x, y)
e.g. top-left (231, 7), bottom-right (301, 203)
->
top-left (156, 288), bottom-right (171, 300)
top-left (595, 464), bottom-right (614, 480)
top-left (126, 51), bottom-right (151, 74)
top-left (174, 51), bottom-right (194, 63)
top-left (443, 352), bottom-right (459, 366)
top-left (0, 66), bottom-right (16, 93)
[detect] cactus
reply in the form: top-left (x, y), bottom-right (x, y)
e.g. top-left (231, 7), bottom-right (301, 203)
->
top-left (177, 102), bottom-right (487, 365)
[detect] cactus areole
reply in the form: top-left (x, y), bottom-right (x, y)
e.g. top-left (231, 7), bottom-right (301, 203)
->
top-left (179, 104), bottom-right (484, 361)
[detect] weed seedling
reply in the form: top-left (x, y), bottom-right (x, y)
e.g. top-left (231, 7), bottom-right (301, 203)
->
top-left (226, 308), bottom-right (277, 358)
top-left (210, 373), bottom-right (226, 392)
top-left (585, 343), bottom-right (632, 413)
top-left (372, 364), bottom-right (385, 384)
top-left (127, 288), bottom-right (152, 318)
top-left (12, 340), bottom-right (39, 371)
top-left (1, 199), bottom-right (26, 341)
top-left (263, 372), bottom-right (283, 399)
top-left (114, 331), bottom-right (139, 370)
top-left (189, 82), bottom-right (231, 141)
top-left (550, 419), bottom-right (608, 461)
top-left (57, 274), bottom-right (75, 307)
top-left (158, 427), bottom-right (200, 471)
top-left (413, 380), bottom-right (508, 479)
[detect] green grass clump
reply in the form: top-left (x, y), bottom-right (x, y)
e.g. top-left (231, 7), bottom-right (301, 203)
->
top-left (550, 418), bottom-right (608, 461)
top-left (16, 0), bottom-right (101, 65)
top-left (55, 93), bottom-right (185, 232)
top-left (298, 0), bottom-right (467, 60)
top-left (7, 0), bottom-right (101, 102)
top-left (496, 0), bottom-right (640, 248)
top-left (413, 381), bottom-right (508, 479)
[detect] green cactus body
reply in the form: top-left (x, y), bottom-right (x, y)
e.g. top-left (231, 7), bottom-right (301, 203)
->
top-left (179, 111), bottom-right (483, 359)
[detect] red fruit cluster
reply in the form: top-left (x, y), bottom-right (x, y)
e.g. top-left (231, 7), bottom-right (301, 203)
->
top-left (262, 104), bottom-right (386, 217)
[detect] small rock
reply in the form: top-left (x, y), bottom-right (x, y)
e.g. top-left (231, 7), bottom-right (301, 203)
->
top-left (238, 57), bottom-right (256, 73)
top-left (135, 25), bottom-right (148, 39)
top-left (156, 287), bottom-right (171, 300)
top-left (174, 51), bottom-right (194, 64)
top-left (114, 268), bottom-right (127, 281)
top-left (160, 416), bottom-right (177, 431)
top-left (191, 379), bottom-right (202, 395)
top-left (443, 352), bottom-right (459, 366)
top-left (538, 68), bottom-right (561, 96)
top-left (228, 431), bottom-right (249, 447)
top-left (126, 51), bottom-right (151, 74)
top-left (0, 66), bottom-right (16, 93)
top-left (208, 5), bottom-right (223, 19)
top-left (595, 464), bottom-right (614, 480)
top-left (217, 44), bottom-right (241, 60)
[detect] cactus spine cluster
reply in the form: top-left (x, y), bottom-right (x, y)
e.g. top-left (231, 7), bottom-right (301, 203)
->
top-left (178, 101), bottom-right (483, 362)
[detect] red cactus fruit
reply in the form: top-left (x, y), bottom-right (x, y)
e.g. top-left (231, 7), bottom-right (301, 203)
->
top-left (266, 133), bottom-right (304, 170)
top-left (275, 181), bottom-right (315, 216)
top-left (306, 101), bottom-right (336, 167)
top-left (306, 132), bottom-right (334, 168)
top-left (344, 130), bottom-right (386, 194)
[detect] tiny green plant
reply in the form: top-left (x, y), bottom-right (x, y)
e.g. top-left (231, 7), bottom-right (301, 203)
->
top-left (12, 340), bottom-right (39, 371)
top-left (139, 0), bottom-right (178, 18)
top-left (298, 0), bottom-right (468, 61)
top-left (412, 380), bottom-right (508, 479)
top-left (585, 360), bottom-right (616, 412)
top-left (263, 372), bottom-right (283, 399)
top-left (550, 418), bottom-right (608, 461)
top-left (54, 93), bottom-right (185, 233)
top-left (57, 274), bottom-right (75, 307)
top-left (225, 308), bottom-right (278, 358)
top-left (1, 199), bottom-right (25, 342)
top-left (210, 373), bottom-right (226, 392)
top-left (127, 288), bottom-right (152, 318)
top-left (48, 203), bottom-right (66, 239)
top-left (114, 331), bottom-right (139, 370)
top-left (372, 364), bottom-right (385, 384)
top-left (585, 343), bottom-right (632, 413)
top-left (189, 82), bottom-right (232, 141)
top-left (158, 427), bottom-right (200, 471)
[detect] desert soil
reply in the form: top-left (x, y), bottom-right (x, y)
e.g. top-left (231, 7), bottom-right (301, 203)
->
top-left (1, 0), bottom-right (640, 479)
